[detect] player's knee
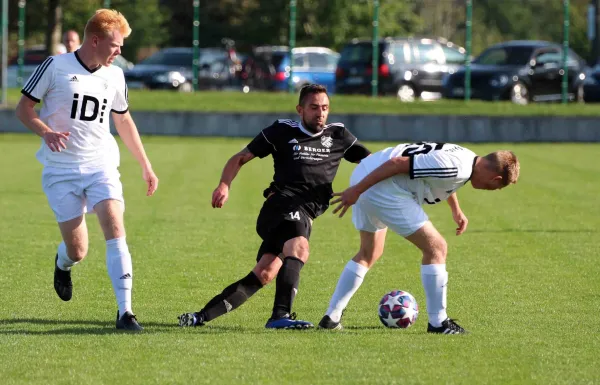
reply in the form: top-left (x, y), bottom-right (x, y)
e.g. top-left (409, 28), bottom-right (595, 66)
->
top-left (67, 243), bottom-right (88, 261)
top-left (283, 237), bottom-right (310, 262)
top-left (253, 266), bottom-right (278, 285)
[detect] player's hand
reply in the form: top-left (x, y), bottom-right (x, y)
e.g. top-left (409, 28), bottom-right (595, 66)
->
top-left (452, 210), bottom-right (468, 236)
top-left (143, 168), bottom-right (159, 196)
top-left (212, 183), bottom-right (229, 208)
top-left (331, 186), bottom-right (361, 218)
top-left (43, 131), bottom-right (70, 152)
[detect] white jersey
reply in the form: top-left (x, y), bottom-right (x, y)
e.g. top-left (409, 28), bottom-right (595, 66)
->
top-left (359, 142), bottom-right (477, 205)
top-left (21, 51), bottom-right (129, 169)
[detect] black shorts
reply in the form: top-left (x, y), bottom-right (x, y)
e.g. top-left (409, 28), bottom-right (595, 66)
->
top-left (255, 196), bottom-right (313, 262)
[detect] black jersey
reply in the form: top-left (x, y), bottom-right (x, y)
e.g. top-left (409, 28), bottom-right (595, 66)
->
top-left (246, 119), bottom-right (366, 218)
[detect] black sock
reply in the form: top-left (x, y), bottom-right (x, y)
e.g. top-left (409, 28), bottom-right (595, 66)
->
top-left (198, 271), bottom-right (263, 322)
top-left (271, 256), bottom-right (304, 319)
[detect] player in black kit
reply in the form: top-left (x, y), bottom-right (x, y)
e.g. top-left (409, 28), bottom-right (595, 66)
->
top-left (178, 84), bottom-right (371, 329)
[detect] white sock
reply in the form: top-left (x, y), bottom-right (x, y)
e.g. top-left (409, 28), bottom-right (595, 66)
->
top-left (106, 237), bottom-right (133, 316)
top-left (56, 241), bottom-right (78, 271)
top-left (421, 264), bottom-right (448, 327)
top-left (326, 260), bottom-right (370, 322)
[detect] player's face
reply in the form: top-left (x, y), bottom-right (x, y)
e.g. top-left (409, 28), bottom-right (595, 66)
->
top-left (95, 30), bottom-right (123, 66)
top-left (297, 92), bottom-right (329, 133)
top-left (63, 32), bottom-right (80, 53)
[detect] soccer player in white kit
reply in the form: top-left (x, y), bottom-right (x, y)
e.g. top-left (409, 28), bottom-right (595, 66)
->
top-left (318, 142), bottom-right (519, 334)
top-left (15, 9), bottom-right (159, 331)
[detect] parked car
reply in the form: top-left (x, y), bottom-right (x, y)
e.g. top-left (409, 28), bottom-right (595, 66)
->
top-left (442, 40), bottom-right (587, 104)
top-left (240, 46), bottom-right (340, 92)
top-left (6, 48), bottom-right (133, 88)
top-left (583, 64), bottom-right (600, 102)
top-left (335, 37), bottom-right (466, 101)
top-left (124, 47), bottom-right (239, 92)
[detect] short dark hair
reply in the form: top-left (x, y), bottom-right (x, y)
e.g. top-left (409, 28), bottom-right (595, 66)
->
top-left (298, 84), bottom-right (328, 106)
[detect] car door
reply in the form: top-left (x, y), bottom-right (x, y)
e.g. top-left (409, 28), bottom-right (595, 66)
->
top-left (411, 41), bottom-right (445, 92)
top-left (529, 48), bottom-right (562, 100)
top-left (307, 52), bottom-right (338, 91)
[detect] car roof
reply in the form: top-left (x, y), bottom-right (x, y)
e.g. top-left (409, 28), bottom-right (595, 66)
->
top-left (253, 46), bottom-right (338, 55)
top-left (486, 40), bottom-right (560, 50)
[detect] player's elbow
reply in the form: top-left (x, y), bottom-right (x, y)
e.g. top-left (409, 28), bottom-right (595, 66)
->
top-left (390, 157), bottom-right (411, 175)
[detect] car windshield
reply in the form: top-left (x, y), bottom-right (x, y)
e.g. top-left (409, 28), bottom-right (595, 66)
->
top-left (141, 51), bottom-right (192, 66)
top-left (339, 43), bottom-right (385, 64)
top-left (473, 46), bottom-right (534, 66)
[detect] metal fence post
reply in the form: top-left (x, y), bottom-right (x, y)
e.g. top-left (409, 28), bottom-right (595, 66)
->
top-left (371, 0), bottom-right (380, 98)
top-left (1, 0), bottom-right (8, 107)
top-left (562, 0), bottom-right (570, 104)
top-left (465, 0), bottom-right (472, 102)
top-left (288, 0), bottom-right (297, 93)
top-left (193, 0), bottom-right (200, 92)
top-left (17, 0), bottom-right (26, 88)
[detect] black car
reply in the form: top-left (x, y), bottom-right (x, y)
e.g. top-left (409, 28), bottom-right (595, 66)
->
top-left (442, 40), bottom-right (587, 104)
top-left (124, 47), bottom-right (239, 92)
top-left (335, 37), bottom-right (466, 101)
top-left (583, 64), bottom-right (600, 102)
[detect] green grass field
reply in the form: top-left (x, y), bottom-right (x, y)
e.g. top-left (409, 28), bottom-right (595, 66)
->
top-left (0, 134), bottom-right (599, 384)
top-left (5, 87), bottom-right (600, 116)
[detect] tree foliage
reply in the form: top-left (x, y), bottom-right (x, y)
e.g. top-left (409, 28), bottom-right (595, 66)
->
top-left (5, 0), bottom-right (597, 63)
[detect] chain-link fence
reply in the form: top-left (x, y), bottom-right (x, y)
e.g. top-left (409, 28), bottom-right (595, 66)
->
top-left (1, 0), bottom-right (599, 105)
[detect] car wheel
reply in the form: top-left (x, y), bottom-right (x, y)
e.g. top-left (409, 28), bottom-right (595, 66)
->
top-left (178, 82), bottom-right (193, 92)
top-left (397, 84), bottom-right (416, 102)
top-left (510, 82), bottom-right (529, 105)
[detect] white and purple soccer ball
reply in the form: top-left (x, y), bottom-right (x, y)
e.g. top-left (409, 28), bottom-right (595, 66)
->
top-left (378, 290), bottom-right (419, 328)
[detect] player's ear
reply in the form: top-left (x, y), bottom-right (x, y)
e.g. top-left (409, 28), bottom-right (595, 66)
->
top-left (296, 104), bottom-right (302, 114)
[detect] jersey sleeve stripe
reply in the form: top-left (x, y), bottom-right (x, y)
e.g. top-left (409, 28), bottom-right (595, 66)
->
top-left (413, 174), bottom-right (458, 179)
top-left (343, 138), bottom-right (357, 153)
top-left (413, 171), bottom-right (459, 176)
top-left (414, 167), bottom-right (458, 172)
top-left (111, 108), bottom-right (129, 114)
top-left (20, 89), bottom-right (41, 103)
top-left (261, 130), bottom-right (277, 151)
top-left (23, 57), bottom-right (53, 94)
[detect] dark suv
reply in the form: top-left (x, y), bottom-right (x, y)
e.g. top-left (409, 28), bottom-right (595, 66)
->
top-left (442, 40), bottom-right (588, 104)
top-left (335, 37), bottom-right (466, 101)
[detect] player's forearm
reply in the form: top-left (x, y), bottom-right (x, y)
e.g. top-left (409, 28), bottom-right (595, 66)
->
top-left (447, 193), bottom-right (461, 214)
top-left (114, 115), bottom-right (152, 171)
top-left (219, 156), bottom-right (244, 187)
top-left (354, 157), bottom-right (410, 194)
top-left (15, 105), bottom-right (53, 137)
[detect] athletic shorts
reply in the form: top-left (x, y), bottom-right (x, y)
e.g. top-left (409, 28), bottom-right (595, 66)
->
top-left (41, 166), bottom-right (124, 223)
top-left (255, 195), bottom-right (313, 261)
top-left (350, 164), bottom-right (428, 237)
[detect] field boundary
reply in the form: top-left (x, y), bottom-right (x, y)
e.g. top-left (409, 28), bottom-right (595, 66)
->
top-left (3, 110), bottom-right (600, 142)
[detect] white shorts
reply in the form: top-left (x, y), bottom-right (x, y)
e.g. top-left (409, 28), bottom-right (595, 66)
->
top-left (350, 165), bottom-right (428, 237)
top-left (42, 167), bottom-right (124, 223)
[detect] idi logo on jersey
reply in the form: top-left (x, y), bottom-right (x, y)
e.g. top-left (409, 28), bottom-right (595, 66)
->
top-left (70, 93), bottom-right (109, 124)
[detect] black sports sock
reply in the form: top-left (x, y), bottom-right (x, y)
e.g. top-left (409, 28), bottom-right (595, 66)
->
top-left (271, 256), bottom-right (304, 319)
top-left (199, 271), bottom-right (263, 322)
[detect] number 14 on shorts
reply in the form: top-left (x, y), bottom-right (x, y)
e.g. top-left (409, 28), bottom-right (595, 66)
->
top-left (289, 211), bottom-right (301, 221)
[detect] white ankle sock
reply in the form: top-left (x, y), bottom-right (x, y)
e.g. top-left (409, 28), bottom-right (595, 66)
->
top-left (326, 260), bottom-right (370, 322)
top-left (56, 241), bottom-right (78, 271)
top-left (421, 264), bottom-right (448, 327)
top-left (106, 237), bottom-right (133, 315)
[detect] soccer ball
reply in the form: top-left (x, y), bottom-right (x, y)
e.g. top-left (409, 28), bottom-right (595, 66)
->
top-left (378, 290), bottom-right (419, 328)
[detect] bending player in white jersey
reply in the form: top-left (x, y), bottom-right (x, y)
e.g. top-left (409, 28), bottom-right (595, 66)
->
top-left (15, 9), bottom-right (158, 331)
top-left (318, 142), bottom-right (519, 334)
